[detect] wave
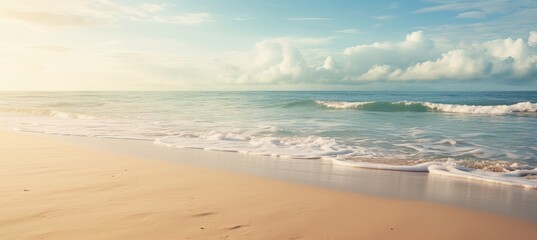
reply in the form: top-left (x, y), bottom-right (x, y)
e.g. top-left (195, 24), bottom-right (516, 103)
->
top-left (155, 130), bottom-right (537, 189)
top-left (333, 158), bottom-right (537, 189)
top-left (282, 100), bottom-right (318, 108)
top-left (154, 131), bottom-right (358, 159)
top-left (314, 101), bottom-right (373, 109)
top-left (315, 101), bottom-right (537, 114)
top-left (424, 102), bottom-right (537, 114)
top-left (10, 121), bottom-right (537, 189)
top-left (0, 107), bottom-right (100, 119)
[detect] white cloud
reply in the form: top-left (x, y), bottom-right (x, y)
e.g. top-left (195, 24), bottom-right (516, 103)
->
top-left (357, 65), bottom-right (395, 81)
top-left (214, 31), bottom-right (537, 84)
top-left (344, 31), bottom-right (432, 54)
top-left (343, 31), bottom-right (439, 73)
top-left (320, 56), bottom-right (337, 70)
top-left (392, 49), bottom-right (490, 80)
top-left (210, 31), bottom-right (535, 84)
top-left (416, 2), bottom-right (537, 42)
top-left (388, 3), bottom-right (399, 9)
top-left (218, 37), bottom-right (335, 84)
top-left (529, 31), bottom-right (537, 47)
top-left (456, 11), bottom-right (486, 19)
top-left (414, 0), bottom-right (537, 35)
top-left (335, 28), bottom-right (359, 34)
top-left (353, 32), bottom-right (537, 81)
top-left (414, 0), bottom-right (512, 15)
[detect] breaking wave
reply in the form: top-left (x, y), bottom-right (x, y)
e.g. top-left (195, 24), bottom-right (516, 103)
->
top-left (316, 101), bottom-right (537, 114)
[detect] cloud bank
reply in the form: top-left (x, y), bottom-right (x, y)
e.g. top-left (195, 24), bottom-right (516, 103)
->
top-left (352, 31), bottom-right (537, 82)
top-left (215, 31), bottom-right (537, 84)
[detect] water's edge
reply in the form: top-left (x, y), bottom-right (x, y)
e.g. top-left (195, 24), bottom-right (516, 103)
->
top-left (37, 131), bottom-right (537, 223)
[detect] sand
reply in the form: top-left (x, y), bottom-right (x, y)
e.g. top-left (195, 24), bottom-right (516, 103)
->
top-left (1, 130), bottom-right (536, 240)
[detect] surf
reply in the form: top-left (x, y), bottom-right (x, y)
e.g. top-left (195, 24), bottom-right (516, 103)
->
top-left (315, 100), bottom-right (537, 114)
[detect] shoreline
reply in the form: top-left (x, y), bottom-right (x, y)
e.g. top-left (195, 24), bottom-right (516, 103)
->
top-left (1, 130), bottom-right (537, 239)
top-left (56, 131), bottom-right (537, 222)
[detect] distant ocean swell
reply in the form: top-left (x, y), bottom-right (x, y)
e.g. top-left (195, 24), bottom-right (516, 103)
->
top-left (3, 101), bottom-right (537, 119)
top-left (315, 101), bottom-right (537, 114)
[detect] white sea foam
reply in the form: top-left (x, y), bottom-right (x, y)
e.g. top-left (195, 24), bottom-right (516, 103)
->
top-left (0, 107), bottom-right (99, 119)
top-left (437, 138), bottom-right (457, 146)
top-left (428, 165), bottom-right (537, 189)
top-left (315, 100), bottom-right (372, 109)
top-left (422, 101), bottom-right (537, 114)
top-left (333, 158), bottom-right (537, 189)
top-left (332, 158), bottom-right (436, 172)
top-left (315, 100), bottom-right (537, 114)
top-left (154, 132), bottom-right (360, 159)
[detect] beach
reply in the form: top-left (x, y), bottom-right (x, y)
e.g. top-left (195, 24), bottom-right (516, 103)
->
top-left (1, 130), bottom-right (536, 239)
top-left (3, 0), bottom-right (537, 238)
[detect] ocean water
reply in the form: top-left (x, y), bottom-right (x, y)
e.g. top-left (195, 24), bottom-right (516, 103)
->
top-left (1, 91), bottom-right (536, 188)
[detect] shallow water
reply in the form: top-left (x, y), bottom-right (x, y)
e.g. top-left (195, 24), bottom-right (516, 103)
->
top-left (1, 91), bottom-right (536, 187)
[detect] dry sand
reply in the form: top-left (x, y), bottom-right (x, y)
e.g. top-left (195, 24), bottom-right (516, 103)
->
top-left (1, 130), bottom-right (536, 240)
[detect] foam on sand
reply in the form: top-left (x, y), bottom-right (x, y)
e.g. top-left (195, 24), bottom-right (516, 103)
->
top-left (428, 165), bottom-right (537, 189)
top-left (333, 158), bottom-right (537, 189)
top-left (332, 158), bottom-right (435, 172)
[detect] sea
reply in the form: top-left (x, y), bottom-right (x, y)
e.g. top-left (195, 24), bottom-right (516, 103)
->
top-left (1, 91), bottom-right (536, 188)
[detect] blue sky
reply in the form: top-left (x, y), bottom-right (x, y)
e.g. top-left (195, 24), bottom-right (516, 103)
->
top-left (1, 0), bottom-right (536, 90)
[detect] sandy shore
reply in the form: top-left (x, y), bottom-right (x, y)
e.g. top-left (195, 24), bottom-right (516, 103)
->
top-left (1, 131), bottom-right (536, 240)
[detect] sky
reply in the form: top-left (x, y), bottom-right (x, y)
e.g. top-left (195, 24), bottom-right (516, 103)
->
top-left (1, 0), bottom-right (537, 91)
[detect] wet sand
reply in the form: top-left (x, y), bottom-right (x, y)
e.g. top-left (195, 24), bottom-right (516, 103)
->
top-left (65, 134), bottom-right (537, 222)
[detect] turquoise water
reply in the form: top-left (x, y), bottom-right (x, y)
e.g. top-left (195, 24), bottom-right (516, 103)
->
top-left (1, 91), bottom-right (536, 177)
